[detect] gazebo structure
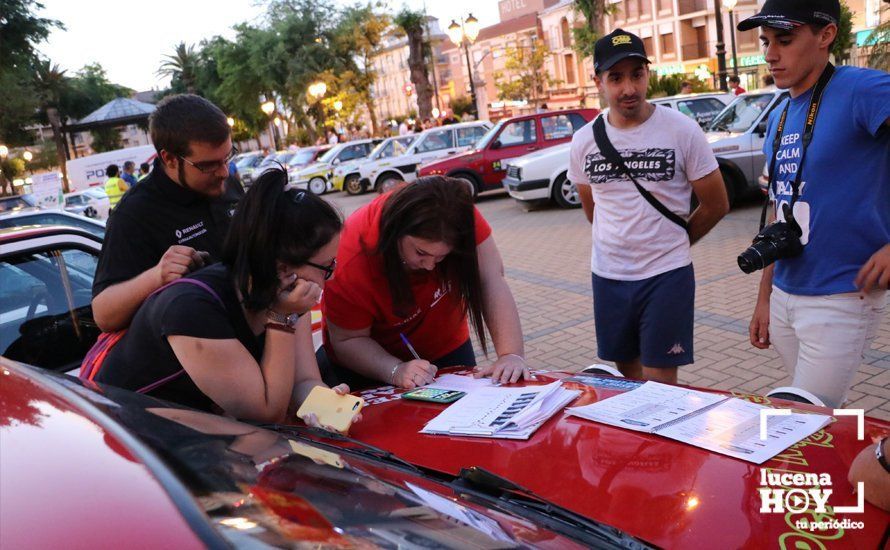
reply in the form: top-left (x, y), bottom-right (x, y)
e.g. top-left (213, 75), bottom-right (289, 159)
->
top-left (63, 97), bottom-right (156, 158)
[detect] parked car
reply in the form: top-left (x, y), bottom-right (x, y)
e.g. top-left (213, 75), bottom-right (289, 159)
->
top-left (501, 142), bottom-right (580, 208)
top-left (63, 187), bottom-right (111, 220)
top-left (651, 92), bottom-right (734, 128)
top-left (0, 209), bottom-right (106, 238)
top-left (0, 360), bottom-right (649, 549)
top-left (419, 109), bottom-right (599, 194)
top-left (0, 193), bottom-right (39, 214)
top-left (705, 89), bottom-right (789, 205)
top-left (233, 151), bottom-right (268, 187)
top-left (288, 139), bottom-right (382, 195)
top-left (366, 121), bottom-right (492, 193)
top-left (0, 225), bottom-right (103, 374)
top-left (251, 150), bottom-right (297, 182)
top-left (339, 135), bottom-right (417, 195)
top-left (345, 369), bottom-right (890, 549)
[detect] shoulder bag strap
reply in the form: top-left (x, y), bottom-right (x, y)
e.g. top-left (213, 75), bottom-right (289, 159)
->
top-left (592, 115), bottom-right (689, 231)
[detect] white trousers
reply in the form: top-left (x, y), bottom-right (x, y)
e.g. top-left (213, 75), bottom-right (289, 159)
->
top-left (770, 286), bottom-right (887, 408)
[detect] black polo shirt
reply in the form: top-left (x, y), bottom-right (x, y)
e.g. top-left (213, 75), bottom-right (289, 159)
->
top-left (95, 263), bottom-right (263, 412)
top-left (93, 158), bottom-right (237, 296)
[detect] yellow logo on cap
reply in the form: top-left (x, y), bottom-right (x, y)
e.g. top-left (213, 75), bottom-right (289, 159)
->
top-left (612, 35), bottom-right (632, 46)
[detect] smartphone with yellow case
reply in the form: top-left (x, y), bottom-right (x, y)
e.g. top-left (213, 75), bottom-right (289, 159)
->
top-left (296, 386), bottom-right (364, 433)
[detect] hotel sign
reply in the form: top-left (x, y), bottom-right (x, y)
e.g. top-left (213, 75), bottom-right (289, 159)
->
top-left (498, 0), bottom-right (544, 21)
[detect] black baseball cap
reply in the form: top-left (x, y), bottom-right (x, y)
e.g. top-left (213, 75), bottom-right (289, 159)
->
top-left (737, 0), bottom-right (840, 31)
top-left (594, 29), bottom-right (650, 74)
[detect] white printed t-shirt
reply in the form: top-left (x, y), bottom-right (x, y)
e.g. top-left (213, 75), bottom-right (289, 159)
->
top-left (568, 106), bottom-right (718, 281)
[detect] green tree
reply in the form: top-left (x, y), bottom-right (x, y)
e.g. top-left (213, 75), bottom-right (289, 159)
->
top-left (0, 0), bottom-right (63, 71)
top-left (33, 60), bottom-right (71, 190)
top-left (571, 0), bottom-right (612, 59)
top-left (335, 3), bottom-right (390, 135)
top-left (393, 8), bottom-right (434, 120)
top-left (89, 127), bottom-right (123, 153)
top-left (450, 95), bottom-right (474, 118)
top-left (0, 0), bottom-right (63, 152)
top-left (157, 42), bottom-right (199, 94)
top-left (832, 1), bottom-right (856, 61)
top-left (494, 38), bottom-right (556, 109)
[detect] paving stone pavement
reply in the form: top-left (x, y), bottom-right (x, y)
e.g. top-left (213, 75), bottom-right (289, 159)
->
top-left (328, 190), bottom-right (890, 420)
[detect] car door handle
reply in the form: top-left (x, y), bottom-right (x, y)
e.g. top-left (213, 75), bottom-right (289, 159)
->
top-left (526, 146), bottom-right (538, 151)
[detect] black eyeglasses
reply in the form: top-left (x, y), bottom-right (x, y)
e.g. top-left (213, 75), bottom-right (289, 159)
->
top-left (178, 146), bottom-right (239, 174)
top-left (305, 258), bottom-right (336, 280)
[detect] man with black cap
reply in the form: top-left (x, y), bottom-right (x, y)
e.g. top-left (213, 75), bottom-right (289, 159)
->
top-left (567, 29), bottom-right (729, 384)
top-left (744, 0), bottom-right (890, 408)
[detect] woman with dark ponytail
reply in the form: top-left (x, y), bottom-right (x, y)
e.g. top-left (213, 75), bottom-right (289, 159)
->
top-left (322, 176), bottom-right (528, 389)
top-left (96, 168), bottom-right (347, 423)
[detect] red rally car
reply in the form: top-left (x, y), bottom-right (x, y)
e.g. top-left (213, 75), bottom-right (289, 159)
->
top-left (419, 108), bottom-right (599, 194)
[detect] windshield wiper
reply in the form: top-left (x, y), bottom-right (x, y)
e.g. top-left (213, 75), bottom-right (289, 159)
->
top-left (261, 423), bottom-right (428, 476)
top-left (452, 467), bottom-right (655, 550)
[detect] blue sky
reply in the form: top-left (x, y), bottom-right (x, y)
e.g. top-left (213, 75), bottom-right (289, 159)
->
top-left (36, 0), bottom-right (501, 92)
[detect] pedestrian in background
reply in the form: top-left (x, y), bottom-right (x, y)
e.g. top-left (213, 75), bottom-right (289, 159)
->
top-left (729, 75), bottom-right (747, 95)
top-left (104, 164), bottom-right (129, 210)
top-left (138, 162), bottom-right (151, 181)
top-left (121, 161), bottom-right (138, 186)
top-left (568, 29), bottom-right (729, 384)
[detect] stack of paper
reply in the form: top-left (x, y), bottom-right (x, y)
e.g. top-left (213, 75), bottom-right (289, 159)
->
top-left (421, 381), bottom-right (580, 440)
top-left (567, 381), bottom-right (831, 464)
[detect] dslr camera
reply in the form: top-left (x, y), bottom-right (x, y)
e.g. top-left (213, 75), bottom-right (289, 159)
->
top-left (738, 203), bottom-right (804, 274)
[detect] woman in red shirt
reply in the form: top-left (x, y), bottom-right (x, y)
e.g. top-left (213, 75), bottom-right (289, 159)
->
top-left (323, 176), bottom-right (527, 389)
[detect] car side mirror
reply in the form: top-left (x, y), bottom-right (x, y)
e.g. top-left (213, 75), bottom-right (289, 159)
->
top-left (755, 121), bottom-right (768, 136)
top-left (491, 140), bottom-right (502, 150)
top-left (332, 158), bottom-right (341, 165)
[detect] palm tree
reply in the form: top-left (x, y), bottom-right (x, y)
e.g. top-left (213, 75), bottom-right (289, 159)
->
top-left (33, 60), bottom-right (71, 191)
top-left (157, 42), bottom-right (198, 94)
top-left (393, 9), bottom-right (433, 120)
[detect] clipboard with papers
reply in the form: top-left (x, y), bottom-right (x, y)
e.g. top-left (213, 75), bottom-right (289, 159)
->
top-left (420, 379), bottom-right (580, 440)
top-left (566, 381), bottom-right (831, 464)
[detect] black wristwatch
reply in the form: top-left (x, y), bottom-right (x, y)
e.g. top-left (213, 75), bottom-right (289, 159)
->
top-left (876, 437), bottom-right (890, 474)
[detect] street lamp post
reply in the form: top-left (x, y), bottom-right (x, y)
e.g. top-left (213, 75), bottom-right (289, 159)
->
top-left (260, 100), bottom-right (279, 151)
top-left (446, 14), bottom-right (481, 119)
top-left (713, 0), bottom-right (729, 92)
top-left (723, 0), bottom-right (739, 77)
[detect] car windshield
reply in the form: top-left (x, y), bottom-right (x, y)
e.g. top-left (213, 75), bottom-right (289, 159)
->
top-left (83, 188), bottom-right (107, 200)
top-left (236, 154), bottom-right (263, 169)
top-left (708, 94), bottom-right (775, 133)
top-left (474, 120), bottom-right (507, 149)
top-left (317, 146), bottom-right (342, 163)
top-left (0, 195), bottom-right (37, 213)
top-left (287, 150), bottom-right (317, 166)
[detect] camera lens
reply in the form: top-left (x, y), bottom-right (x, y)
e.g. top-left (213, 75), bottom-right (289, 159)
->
top-left (737, 248), bottom-right (764, 274)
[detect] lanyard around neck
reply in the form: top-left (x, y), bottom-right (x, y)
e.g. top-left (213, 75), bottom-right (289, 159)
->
top-left (768, 63), bottom-right (835, 206)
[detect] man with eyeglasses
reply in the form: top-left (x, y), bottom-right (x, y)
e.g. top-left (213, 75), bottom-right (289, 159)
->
top-left (92, 94), bottom-right (238, 332)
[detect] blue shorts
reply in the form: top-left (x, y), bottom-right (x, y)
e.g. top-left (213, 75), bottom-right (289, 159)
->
top-left (591, 264), bottom-right (695, 368)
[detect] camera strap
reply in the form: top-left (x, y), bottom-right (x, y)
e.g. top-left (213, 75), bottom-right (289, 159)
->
top-left (592, 114), bottom-right (689, 231)
top-left (759, 63), bottom-right (835, 230)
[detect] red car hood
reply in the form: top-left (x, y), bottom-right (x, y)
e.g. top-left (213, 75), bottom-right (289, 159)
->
top-left (345, 370), bottom-right (890, 549)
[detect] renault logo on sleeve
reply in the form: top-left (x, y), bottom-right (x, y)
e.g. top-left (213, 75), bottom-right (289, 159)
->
top-left (175, 229), bottom-right (183, 239)
top-left (612, 35), bottom-right (632, 46)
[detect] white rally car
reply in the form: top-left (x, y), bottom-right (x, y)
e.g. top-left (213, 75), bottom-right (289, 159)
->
top-left (365, 121), bottom-right (491, 192)
top-left (501, 142), bottom-right (580, 209)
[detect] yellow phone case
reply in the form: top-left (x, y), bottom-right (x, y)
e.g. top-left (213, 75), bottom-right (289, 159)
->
top-left (296, 386), bottom-right (364, 433)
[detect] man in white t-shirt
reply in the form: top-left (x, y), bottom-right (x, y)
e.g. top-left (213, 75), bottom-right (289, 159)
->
top-left (568, 29), bottom-right (729, 384)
